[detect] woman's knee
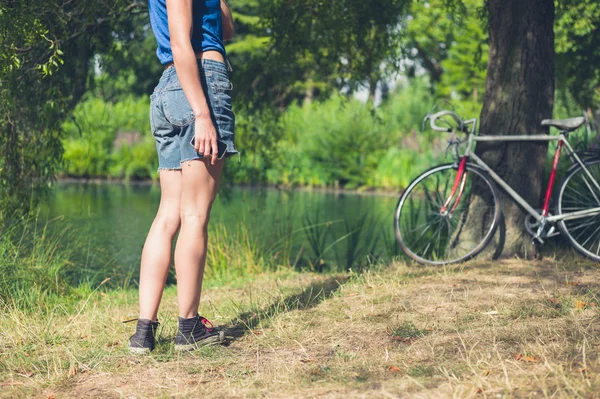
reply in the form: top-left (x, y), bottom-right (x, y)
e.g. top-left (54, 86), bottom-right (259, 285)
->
top-left (180, 210), bottom-right (210, 229)
top-left (154, 210), bottom-right (181, 234)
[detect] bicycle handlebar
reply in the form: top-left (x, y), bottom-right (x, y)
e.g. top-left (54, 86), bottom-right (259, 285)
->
top-left (428, 110), bottom-right (464, 133)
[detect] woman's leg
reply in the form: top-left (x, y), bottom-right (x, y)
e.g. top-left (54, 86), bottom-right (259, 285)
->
top-left (174, 158), bottom-right (223, 318)
top-left (138, 170), bottom-right (182, 321)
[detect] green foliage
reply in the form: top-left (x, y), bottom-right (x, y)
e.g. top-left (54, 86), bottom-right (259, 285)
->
top-left (0, 0), bottom-right (137, 219)
top-left (274, 95), bottom-right (391, 188)
top-left (437, 2), bottom-right (488, 101)
top-left (92, 19), bottom-right (164, 100)
top-left (555, 0), bottom-right (600, 107)
top-left (403, 0), bottom-right (457, 82)
top-left (236, 0), bottom-right (410, 106)
top-left (405, 0), bottom-right (488, 102)
top-left (62, 140), bottom-right (111, 178)
top-left (264, 81), bottom-right (446, 189)
top-left (405, 0), bottom-right (598, 109)
top-left (222, 108), bottom-right (283, 184)
top-left (111, 139), bottom-right (158, 180)
top-left (61, 96), bottom-right (157, 180)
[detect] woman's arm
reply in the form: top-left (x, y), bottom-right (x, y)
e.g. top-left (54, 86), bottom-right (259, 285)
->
top-left (167, 0), bottom-right (219, 164)
top-left (221, 0), bottom-right (234, 41)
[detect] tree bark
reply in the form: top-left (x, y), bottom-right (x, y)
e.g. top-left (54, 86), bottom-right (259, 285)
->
top-left (477, 0), bottom-right (555, 257)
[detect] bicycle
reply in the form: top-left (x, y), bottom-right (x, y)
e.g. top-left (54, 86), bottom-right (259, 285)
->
top-left (394, 110), bottom-right (600, 265)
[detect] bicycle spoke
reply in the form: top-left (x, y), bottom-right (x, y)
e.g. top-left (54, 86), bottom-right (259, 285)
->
top-left (559, 159), bottom-right (600, 262)
top-left (564, 189), bottom-right (597, 205)
top-left (579, 223), bottom-right (600, 248)
top-left (565, 218), bottom-right (598, 233)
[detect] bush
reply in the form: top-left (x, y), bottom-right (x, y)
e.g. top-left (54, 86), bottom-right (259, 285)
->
top-left (222, 109), bottom-right (282, 184)
top-left (61, 96), bottom-right (156, 180)
top-left (262, 81), bottom-right (451, 190)
top-left (273, 95), bottom-right (390, 188)
top-left (110, 138), bottom-right (157, 180)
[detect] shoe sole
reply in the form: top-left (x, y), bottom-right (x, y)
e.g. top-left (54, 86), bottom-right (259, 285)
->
top-left (129, 346), bottom-right (152, 355)
top-left (174, 331), bottom-right (225, 352)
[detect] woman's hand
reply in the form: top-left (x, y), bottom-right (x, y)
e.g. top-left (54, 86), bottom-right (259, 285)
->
top-left (194, 115), bottom-right (219, 165)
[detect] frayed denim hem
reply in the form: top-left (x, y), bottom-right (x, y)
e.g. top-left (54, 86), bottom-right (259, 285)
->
top-left (157, 166), bottom-right (182, 172)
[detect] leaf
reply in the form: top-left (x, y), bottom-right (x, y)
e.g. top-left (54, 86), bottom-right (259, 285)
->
top-left (566, 281), bottom-right (581, 286)
top-left (513, 354), bottom-right (540, 363)
top-left (482, 310), bottom-right (499, 315)
top-left (388, 365), bottom-right (401, 372)
top-left (575, 300), bottom-right (587, 310)
top-left (345, 293), bottom-right (359, 297)
top-left (68, 364), bottom-right (78, 377)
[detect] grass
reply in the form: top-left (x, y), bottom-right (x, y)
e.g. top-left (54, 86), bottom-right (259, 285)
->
top-left (2, 256), bottom-right (600, 398)
top-left (0, 215), bottom-right (126, 310)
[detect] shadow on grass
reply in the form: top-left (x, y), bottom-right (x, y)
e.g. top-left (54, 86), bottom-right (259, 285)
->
top-left (225, 276), bottom-right (349, 341)
top-left (427, 250), bottom-right (600, 293)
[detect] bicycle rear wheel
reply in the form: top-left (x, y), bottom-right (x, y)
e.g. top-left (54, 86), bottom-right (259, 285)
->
top-left (394, 163), bottom-right (501, 265)
top-left (557, 159), bottom-right (600, 262)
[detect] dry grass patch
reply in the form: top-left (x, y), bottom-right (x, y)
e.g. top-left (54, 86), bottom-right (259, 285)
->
top-left (1, 259), bottom-right (600, 398)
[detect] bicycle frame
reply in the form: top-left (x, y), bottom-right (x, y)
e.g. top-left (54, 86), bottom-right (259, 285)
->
top-left (455, 132), bottom-right (600, 224)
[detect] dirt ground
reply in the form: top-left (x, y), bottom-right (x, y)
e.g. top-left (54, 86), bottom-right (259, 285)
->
top-left (2, 258), bottom-right (600, 398)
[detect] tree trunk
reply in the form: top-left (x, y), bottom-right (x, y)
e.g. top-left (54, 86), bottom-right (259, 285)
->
top-left (368, 73), bottom-right (378, 103)
top-left (477, 0), bottom-right (555, 257)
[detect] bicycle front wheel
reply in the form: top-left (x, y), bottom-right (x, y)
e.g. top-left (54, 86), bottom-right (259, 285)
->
top-left (557, 159), bottom-right (600, 262)
top-left (394, 163), bottom-right (501, 265)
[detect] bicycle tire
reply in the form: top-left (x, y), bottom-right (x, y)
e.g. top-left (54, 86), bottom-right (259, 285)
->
top-left (556, 158), bottom-right (600, 262)
top-left (394, 163), bottom-right (501, 266)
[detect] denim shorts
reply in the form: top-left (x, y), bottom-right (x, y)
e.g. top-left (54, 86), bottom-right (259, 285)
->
top-left (149, 59), bottom-right (238, 170)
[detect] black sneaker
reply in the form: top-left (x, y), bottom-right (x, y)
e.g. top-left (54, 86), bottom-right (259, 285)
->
top-left (128, 318), bottom-right (160, 354)
top-left (174, 314), bottom-right (225, 351)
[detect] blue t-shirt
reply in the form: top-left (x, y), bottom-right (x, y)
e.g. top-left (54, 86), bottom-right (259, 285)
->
top-left (148, 0), bottom-right (226, 65)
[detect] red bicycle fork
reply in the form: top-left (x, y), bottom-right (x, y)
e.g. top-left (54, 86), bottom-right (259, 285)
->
top-left (441, 157), bottom-right (468, 215)
top-left (542, 141), bottom-right (564, 217)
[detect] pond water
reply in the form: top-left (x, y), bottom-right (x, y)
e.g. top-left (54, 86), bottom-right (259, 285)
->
top-left (42, 183), bottom-right (402, 282)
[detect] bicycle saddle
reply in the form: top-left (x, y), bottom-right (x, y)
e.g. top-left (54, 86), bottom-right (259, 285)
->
top-left (541, 117), bottom-right (585, 132)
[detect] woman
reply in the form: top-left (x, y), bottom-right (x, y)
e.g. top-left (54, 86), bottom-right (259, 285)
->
top-left (129, 0), bottom-right (238, 354)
